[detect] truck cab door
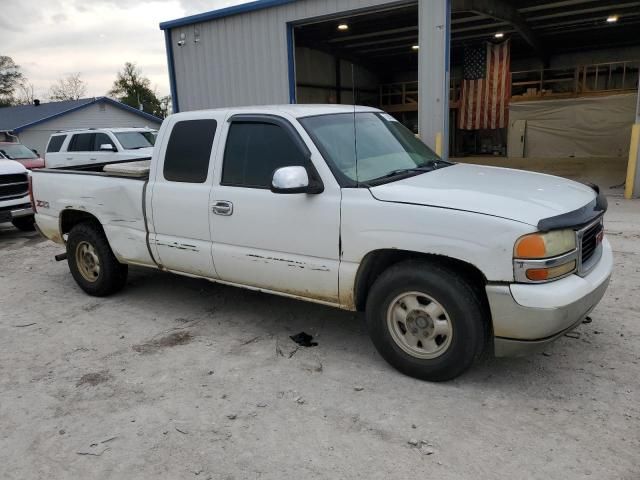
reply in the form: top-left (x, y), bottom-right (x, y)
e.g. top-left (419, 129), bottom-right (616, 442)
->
top-left (209, 114), bottom-right (341, 303)
top-left (148, 114), bottom-right (222, 278)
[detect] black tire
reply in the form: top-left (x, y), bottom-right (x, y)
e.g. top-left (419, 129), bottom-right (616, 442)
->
top-left (66, 221), bottom-right (128, 296)
top-left (11, 215), bottom-right (36, 231)
top-left (365, 260), bottom-right (487, 382)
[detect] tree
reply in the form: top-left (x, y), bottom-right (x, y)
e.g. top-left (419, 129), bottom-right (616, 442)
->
top-left (15, 81), bottom-right (36, 105)
top-left (0, 55), bottom-right (24, 106)
top-left (109, 62), bottom-right (165, 118)
top-left (49, 73), bottom-right (87, 101)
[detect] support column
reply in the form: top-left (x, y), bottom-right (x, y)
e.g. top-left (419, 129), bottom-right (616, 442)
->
top-left (624, 87), bottom-right (640, 199)
top-left (418, 0), bottom-right (450, 159)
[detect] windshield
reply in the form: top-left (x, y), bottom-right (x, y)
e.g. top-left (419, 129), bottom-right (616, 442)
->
top-left (114, 131), bottom-right (155, 150)
top-left (300, 112), bottom-right (445, 185)
top-left (0, 143), bottom-right (38, 160)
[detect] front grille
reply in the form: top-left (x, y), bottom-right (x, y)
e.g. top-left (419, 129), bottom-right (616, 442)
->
top-left (580, 219), bottom-right (603, 266)
top-left (0, 173), bottom-right (29, 201)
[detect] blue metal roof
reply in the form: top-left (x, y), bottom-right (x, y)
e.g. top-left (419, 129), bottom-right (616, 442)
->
top-left (159, 0), bottom-right (299, 30)
top-left (0, 97), bottom-right (162, 133)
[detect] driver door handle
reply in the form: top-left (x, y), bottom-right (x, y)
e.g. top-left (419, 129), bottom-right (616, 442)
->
top-left (211, 200), bottom-right (233, 216)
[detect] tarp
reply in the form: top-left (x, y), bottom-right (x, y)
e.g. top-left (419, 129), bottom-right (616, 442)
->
top-left (509, 93), bottom-right (637, 158)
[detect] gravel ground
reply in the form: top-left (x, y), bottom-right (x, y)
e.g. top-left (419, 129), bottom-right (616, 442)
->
top-left (1, 198), bottom-right (639, 480)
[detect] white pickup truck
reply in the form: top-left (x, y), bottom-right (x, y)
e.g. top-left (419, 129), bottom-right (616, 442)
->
top-left (31, 105), bottom-right (612, 381)
top-left (0, 159), bottom-right (35, 231)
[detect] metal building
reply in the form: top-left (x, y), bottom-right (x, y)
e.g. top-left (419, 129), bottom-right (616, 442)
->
top-left (160, 0), bottom-right (640, 195)
top-left (160, 0), bottom-right (450, 156)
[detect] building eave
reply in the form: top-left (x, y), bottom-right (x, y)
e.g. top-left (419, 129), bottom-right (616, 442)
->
top-left (159, 0), bottom-right (299, 30)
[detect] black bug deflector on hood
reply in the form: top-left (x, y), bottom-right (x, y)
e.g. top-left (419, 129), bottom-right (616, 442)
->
top-left (537, 186), bottom-right (608, 232)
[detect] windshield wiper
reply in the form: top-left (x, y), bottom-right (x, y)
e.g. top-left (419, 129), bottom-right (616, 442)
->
top-left (377, 164), bottom-right (437, 180)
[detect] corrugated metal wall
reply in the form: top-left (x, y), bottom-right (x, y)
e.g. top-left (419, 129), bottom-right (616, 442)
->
top-left (169, 0), bottom-right (401, 111)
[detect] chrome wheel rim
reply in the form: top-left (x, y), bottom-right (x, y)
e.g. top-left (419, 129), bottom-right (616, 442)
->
top-left (386, 291), bottom-right (453, 359)
top-left (75, 241), bottom-right (100, 282)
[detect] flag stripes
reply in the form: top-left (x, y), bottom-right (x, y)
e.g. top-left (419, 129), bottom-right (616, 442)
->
top-left (459, 41), bottom-right (510, 130)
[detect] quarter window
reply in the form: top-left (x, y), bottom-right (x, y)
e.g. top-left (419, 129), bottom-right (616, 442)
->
top-left (163, 119), bottom-right (217, 183)
top-left (221, 122), bottom-right (307, 188)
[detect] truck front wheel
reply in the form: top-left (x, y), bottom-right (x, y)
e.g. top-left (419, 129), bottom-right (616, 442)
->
top-left (365, 260), bottom-right (486, 381)
top-left (66, 222), bottom-right (128, 296)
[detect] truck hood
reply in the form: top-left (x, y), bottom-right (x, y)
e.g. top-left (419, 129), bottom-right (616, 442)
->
top-left (0, 159), bottom-right (28, 175)
top-left (369, 163), bottom-right (596, 226)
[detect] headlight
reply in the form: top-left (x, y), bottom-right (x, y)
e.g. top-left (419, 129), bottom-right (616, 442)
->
top-left (514, 230), bottom-right (576, 259)
top-left (514, 230), bottom-right (578, 283)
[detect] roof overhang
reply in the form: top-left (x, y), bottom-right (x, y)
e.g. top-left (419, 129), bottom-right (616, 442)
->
top-left (159, 0), bottom-right (299, 30)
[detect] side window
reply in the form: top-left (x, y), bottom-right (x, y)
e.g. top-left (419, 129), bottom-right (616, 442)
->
top-left (163, 119), bottom-right (217, 183)
top-left (68, 133), bottom-right (94, 152)
top-left (94, 133), bottom-right (114, 151)
top-left (46, 135), bottom-right (65, 153)
top-left (221, 122), bottom-right (307, 188)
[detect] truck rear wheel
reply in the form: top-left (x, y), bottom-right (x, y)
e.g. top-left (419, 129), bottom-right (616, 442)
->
top-left (66, 222), bottom-right (128, 296)
top-left (11, 215), bottom-right (36, 231)
top-left (365, 260), bottom-right (486, 381)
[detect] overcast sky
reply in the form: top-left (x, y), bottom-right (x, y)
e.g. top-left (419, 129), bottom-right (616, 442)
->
top-left (2, 0), bottom-right (250, 101)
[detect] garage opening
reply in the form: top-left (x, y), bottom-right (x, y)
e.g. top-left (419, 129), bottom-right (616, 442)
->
top-left (292, 0), bottom-right (640, 180)
top-left (292, 3), bottom-right (421, 133)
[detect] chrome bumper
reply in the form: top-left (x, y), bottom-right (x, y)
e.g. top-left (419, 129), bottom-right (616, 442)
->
top-left (0, 205), bottom-right (33, 223)
top-left (487, 238), bottom-right (613, 357)
top-left (10, 207), bottom-right (34, 218)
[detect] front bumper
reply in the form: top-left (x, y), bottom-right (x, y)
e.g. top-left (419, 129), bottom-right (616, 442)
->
top-left (487, 237), bottom-right (613, 357)
top-left (0, 202), bottom-right (33, 223)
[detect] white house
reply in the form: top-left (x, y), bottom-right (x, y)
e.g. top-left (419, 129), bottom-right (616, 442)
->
top-left (0, 97), bottom-right (163, 155)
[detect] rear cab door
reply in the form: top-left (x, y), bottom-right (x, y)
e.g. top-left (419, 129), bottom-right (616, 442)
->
top-left (148, 111), bottom-right (224, 277)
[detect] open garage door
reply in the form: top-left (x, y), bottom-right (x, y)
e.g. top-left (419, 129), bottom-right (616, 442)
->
top-left (291, 3), bottom-right (422, 133)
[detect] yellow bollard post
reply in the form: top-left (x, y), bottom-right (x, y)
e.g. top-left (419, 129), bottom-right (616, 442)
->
top-left (435, 132), bottom-right (443, 157)
top-left (624, 124), bottom-right (640, 199)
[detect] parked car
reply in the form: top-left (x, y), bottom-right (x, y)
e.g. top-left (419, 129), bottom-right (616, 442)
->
top-left (0, 158), bottom-right (35, 231)
top-left (44, 127), bottom-right (157, 169)
top-left (31, 105), bottom-right (612, 381)
top-left (0, 141), bottom-right (45, 170)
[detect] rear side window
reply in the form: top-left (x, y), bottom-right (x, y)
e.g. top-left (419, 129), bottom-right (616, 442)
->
top-left (221, 122), bottom-right (307, 188)
top-left (46, 135), bottom-right (65, 153)
top-left (163, 119), bottom-right (217, 183)
top-left (68, 133), bottom-right (94, 152)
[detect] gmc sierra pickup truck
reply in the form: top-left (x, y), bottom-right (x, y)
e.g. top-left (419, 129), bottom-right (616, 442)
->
top-left (31, 105), bottom-right (612, 381)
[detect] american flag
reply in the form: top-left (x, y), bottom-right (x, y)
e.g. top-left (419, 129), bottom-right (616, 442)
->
top-left (459, 40), bottom-right (511, 130)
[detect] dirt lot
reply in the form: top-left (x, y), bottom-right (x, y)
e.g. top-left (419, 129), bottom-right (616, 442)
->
top-left (1, 199), bottom-right (639, 480)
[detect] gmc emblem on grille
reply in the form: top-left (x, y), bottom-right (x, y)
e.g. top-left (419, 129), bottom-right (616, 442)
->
top-left (36, 200), bottom-right (50, 209)
top-left (596, 230), bottom-right (604, 245)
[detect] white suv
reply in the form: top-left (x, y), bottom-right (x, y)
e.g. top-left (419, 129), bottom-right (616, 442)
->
top-left (44, 127), bottom-right (157, 169)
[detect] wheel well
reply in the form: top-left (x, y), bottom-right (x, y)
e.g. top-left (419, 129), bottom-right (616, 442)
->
top-left (60, 209), bottom-right (101, 236)
top-left (353, 249), bottom-right (489, 312)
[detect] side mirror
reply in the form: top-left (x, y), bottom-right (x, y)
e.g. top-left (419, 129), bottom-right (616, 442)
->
top-left (100, 143), bottom-right (116, 151)
top-left (31, 149), bottom-right (40, 156)
top-left (271, 166), bottom-right (318, 194)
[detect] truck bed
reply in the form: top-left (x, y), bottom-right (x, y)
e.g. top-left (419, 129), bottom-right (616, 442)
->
top-left (40, 157), bottom-right (152, 180)
top-left (31, 160), bottom-right (154, 267)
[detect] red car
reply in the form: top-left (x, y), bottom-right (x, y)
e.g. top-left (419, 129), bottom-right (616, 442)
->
top-left (0, 142), bottom-right (45, 169)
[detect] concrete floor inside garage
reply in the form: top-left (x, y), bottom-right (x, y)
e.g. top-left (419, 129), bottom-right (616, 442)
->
top-left (1, 196), bottom-right (638, 479)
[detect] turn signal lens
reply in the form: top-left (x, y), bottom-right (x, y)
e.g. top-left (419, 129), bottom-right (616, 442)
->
top-left (526, 261), bottom-right (576, 282)
top-left (515, 230), bottom-right (576, 259)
